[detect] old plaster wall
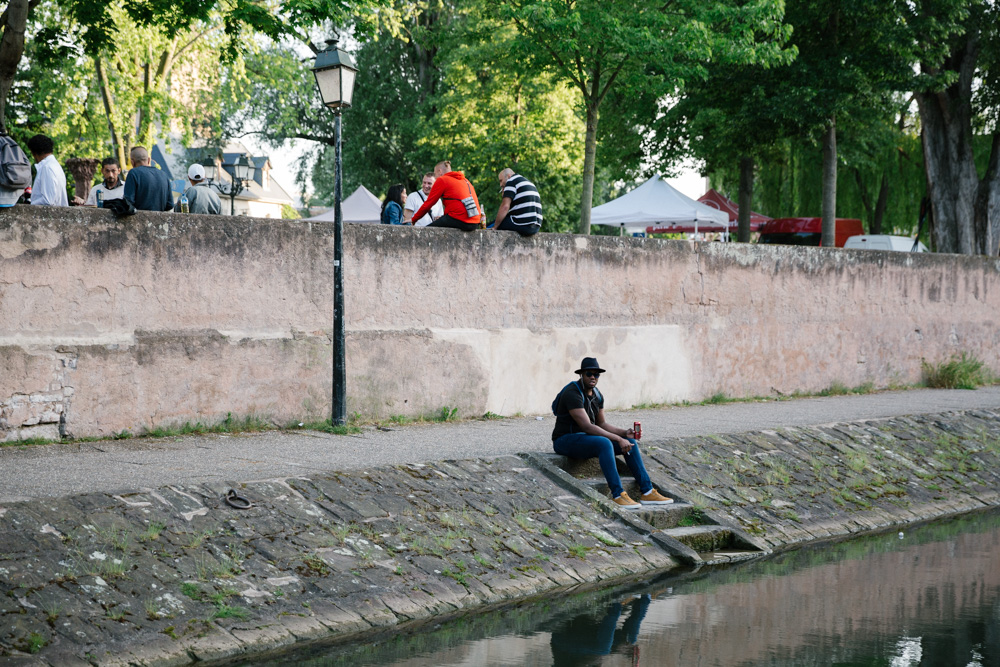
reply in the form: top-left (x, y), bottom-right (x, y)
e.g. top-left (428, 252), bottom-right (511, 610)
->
top-left (1, 207), bottom-right (999, 438)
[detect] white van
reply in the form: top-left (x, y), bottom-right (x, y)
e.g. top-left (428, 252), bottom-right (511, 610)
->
top-left (844, 235), bottom-right (928, 252)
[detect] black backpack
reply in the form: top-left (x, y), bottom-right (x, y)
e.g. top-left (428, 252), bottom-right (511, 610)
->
top-left (552, 381), bottom-right (602, 416)
top-left (0, 135), bottom-right (31, 190)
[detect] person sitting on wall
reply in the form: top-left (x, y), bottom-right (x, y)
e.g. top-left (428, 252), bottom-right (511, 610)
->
top-left (552, 357), bottom-right (673, 509)
top-left (403, 172), bottom-right (443, 226)
top-left (408, 160), bottom-right (484, 231)
top-left (491, 167), bottom-right (542, 236)
top-left (174, 163), bottom-right (223, 215)
top-left (26, 134), bottom-right (68, 207)
top-left (380, 184), bottom-right (407, 225)
top-left (123, 146), bottom-right (174, 212)
top-left (74, 157), bottom-right (124, 206)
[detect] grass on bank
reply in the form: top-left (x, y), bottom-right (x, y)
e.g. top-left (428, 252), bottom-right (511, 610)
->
top-left (922, 353), bottom-right (995, 390)
top-left (4, 353), bottom-right (995, 448)
top-left (1, 403), bottom-right (479, 448)
top-left (631, 352), bottom-right (996, 410)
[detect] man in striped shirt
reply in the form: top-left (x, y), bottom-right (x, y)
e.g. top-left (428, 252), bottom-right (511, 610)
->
top-left (492, 168), bottom-right (542, 236)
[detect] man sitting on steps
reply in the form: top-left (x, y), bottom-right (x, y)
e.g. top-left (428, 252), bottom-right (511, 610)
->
top-left (552, 357), bottom-right (674, 509)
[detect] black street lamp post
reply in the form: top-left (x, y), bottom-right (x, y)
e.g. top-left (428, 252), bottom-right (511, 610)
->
top-left (311, 33), bottom-right (358, 426)
top-left (200, 155), bottom-right (254, 215)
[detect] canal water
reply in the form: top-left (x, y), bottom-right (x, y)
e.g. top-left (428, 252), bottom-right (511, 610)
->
top-left (236, 509), bottom-right (1000, 666)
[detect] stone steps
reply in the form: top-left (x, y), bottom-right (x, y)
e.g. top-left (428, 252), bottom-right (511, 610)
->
top-left (661, 525), bottom-right (734, 553)
top-left (537, 452), bottom-right (769, 566)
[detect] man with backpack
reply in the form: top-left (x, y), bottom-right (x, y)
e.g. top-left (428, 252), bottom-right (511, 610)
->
top-left (552, 357), bottom-right (673, 509)
top-left (26, 135), bottom-right (68, 206)
top-left (0, 133), bottom-right (31, 207)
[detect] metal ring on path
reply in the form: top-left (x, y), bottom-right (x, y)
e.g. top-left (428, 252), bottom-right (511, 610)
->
top-left (224, 489), bottom-right (254, 510)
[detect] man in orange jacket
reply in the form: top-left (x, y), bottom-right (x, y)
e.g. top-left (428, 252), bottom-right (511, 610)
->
top-left (409, 161), bottom-right (483, 231)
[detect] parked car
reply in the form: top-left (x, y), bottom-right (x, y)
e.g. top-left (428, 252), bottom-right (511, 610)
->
top-left (844, 235), bottom-right (928, 252)
top-left (757, 217), bottom-right (864, 248)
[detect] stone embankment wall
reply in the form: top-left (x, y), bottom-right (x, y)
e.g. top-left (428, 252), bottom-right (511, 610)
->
top-left (1, 409), bottom-right (998, 665)
top-left (3, 207), bottom-right (1000, 438)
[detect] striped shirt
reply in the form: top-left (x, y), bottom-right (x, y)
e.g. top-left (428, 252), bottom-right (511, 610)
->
top-left (502, 174), bottom-right (542, 227)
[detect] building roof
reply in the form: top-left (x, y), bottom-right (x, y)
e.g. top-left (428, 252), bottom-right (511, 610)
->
top-left (151, 138), bottom-right (294, 207)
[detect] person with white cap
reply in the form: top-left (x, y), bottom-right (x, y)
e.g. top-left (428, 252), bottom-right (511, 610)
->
top-left (552, 357), bottom-right (674, 509)
top-left (174, 163), bottom-right (222, 215)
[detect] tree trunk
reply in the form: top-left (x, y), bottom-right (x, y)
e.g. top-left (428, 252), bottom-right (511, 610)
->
top-left (65, 158), bottom-right (100, 202)
top-left (972, 132), bottom-right (1000, 256)
top-left (95, 56), bottom-right (127, 167)
top-left (872, 170), bottom-right (888, 235)
top-left (579, 102), bottom-right (598, 235)
top-left (915, 28), bottom-right (980, 255)
top-left (821, 117), bottom-right (837, 247)
top-left (852, 167), bottom-right (873, 224)
top-left (0, 0), bottom-right (31, 133)
top-left (737, 155), bottom-right (753, 243)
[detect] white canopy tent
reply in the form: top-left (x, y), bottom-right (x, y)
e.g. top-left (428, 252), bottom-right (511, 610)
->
top-left (307, 185), bottom-right (382, 224)
top-left (591, 175), bottom-right (730, 234)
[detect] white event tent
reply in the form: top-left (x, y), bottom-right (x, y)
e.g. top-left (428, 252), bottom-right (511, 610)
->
top-left (307, 186), bottom-right (382, 224)
top-left (591, 175), bottom-right (730, 235)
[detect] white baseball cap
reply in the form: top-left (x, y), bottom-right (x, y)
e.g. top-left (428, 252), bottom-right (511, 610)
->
top-left (188, 164), bottom-right (206, 181)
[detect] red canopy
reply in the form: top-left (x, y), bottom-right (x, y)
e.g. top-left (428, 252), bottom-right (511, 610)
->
top-left (648, 189), bottom-right (768, 233)
top-left (645, 189), bottom-right (772, 235)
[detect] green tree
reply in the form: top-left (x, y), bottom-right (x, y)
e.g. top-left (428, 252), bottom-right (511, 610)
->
top-left (1, 0), bottom-right (400, 158)
top-left (905, 0), bottom-right (1000, 255)
top-left (497, 0), bottom-right (790, 235)
top-left (653, 55), bottom-right (795, 242)
top-left (0, 0), bottom-right (33, 133)
top-left (766, 0), bottom-right (915, 247)
top-left (274, 0), bottom-right (587, 227)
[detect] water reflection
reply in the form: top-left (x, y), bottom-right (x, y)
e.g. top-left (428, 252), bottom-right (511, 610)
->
top-left (548, 595), bottom-right (648, 666)
top-left (230, 510), bottom-right (1000, 666)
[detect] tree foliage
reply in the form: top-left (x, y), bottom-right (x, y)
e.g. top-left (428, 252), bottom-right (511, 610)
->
top-left (905, 0), bottom-right (1000, 255)
top-left (496, 0), bottom-right (791, 234)
top-left (293, 0), bottom-right (587, 231)
top-left (0, 0), bottom-right (400, 166)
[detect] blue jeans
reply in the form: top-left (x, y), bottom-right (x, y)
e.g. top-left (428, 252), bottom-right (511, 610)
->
top-left (552, 433), bottom-right (653, 499)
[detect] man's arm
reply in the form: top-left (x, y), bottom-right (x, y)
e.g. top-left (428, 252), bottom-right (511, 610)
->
top-left (493, 197), bottom-right (512, 227)
top-left (595, 408), bottom-right (635, 451)
top-left (410, 179), bottom-right (445, 223)
top-left (570, 408), bottom-right (633, 452)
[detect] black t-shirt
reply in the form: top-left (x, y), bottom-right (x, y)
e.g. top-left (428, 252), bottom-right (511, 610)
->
top-left (552, 380), bottom-right (604, 441)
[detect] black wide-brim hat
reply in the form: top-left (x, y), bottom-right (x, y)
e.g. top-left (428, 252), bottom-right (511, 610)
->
top-left (574, 357), bottom-right (606, 374)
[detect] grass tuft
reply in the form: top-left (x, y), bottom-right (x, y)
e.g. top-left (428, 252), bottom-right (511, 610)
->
top-left (296, 418), bottom-right (362, 435)
top-left (922, 353), bottom-right (993, 389)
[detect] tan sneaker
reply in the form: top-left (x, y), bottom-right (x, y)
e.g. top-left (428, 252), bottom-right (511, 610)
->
top-left (613, 492), bottom-right (641, 509)
top-left (639, 489), bottom-right (674, 505)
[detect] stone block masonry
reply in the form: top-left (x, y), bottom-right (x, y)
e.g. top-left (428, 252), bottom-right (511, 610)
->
top-left (3, 206), bottom-right (1000, 438)
top-left (1, 409), bottom-right (999, 665)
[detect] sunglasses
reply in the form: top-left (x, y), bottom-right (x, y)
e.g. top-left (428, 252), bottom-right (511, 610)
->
top-left (583, 371), bottom-right (602, 379)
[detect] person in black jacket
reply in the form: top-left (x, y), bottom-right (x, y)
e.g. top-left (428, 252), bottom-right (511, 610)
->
top-left (552, 357), bottom-right (673, 509)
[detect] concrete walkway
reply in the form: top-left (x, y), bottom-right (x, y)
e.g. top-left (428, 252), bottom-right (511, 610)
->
top-left (2, 386), bottom-right (1000, 503)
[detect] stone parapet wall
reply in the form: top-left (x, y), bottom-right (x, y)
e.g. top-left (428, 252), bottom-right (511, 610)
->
top-left (2, 207), bottom-right (999, 438)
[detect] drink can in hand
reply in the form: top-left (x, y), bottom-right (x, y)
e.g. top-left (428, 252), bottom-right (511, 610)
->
top-left (633, 421), bottom-right (641, 440)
